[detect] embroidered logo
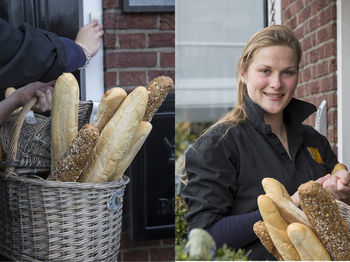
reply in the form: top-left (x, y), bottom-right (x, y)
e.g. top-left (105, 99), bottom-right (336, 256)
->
top-left (306, 147), bottom-right (324, 164)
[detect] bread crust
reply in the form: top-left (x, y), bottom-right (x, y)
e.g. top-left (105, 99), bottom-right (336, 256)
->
top-left (257, 194), bottom-right (301, 261)
top-left (93, 87), bottom-right (127, 132)
top-left (262, 177), bottom-right (293, 202)
top-left (143, 76), bottom-right (173, 122)
top-left (287, 222), bottom-right (331, 261)
top-left (298, 181), bottom-right (350, 260)
top-left (107, 121), bottom-right (152, 182)
top-left (51, 73), bottom-right (79, 171)
top-left (47, 124), bottom-right (99, 182)
top-left (253, 220), bottom-right (283, 260)
top-left (331, 162), bottom-right (348, 175)
top-left (78, 86), bottom-right (148, 183)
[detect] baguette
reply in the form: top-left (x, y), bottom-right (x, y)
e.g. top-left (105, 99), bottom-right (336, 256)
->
top-left (266, 192), bottom-right (311, 227)
top-left (262, 177), bottom-right (293, 202)
top-left (257, 194), bottom-right (301, 261)
top-left (253, 221), bottom-right (283, 261)
top-left (143, 76), bottom-right (174, 122)
top-left (92, 87), bottom-right (127, 132)
top-left (47, 124), bottom-right (99, 182)
top-left (331, 162), bottom-right (348, 175)
top-left (298, 181), bottom-right (350, 260)
top-left (5, 87), bottom-right (21, 113)
top-left (107, 121), bottom-right (152, 182)
top-left (287, 222), bottom-right (331, 261)
top-left (78, 86), bottom-right (148, 183)
top-left (51, 73), bottom-right (79, 172)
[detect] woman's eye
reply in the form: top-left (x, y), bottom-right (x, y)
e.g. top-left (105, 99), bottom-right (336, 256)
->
top-left (261, 69), bottom-right (270, 74)
top-left (283, 70), bottom-right (295, 75)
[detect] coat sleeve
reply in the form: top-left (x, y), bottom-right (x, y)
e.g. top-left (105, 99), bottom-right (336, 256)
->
top-left (0, 18), bottom-right (66, 89)
top-left (181, 125), bottom-right (239, 231)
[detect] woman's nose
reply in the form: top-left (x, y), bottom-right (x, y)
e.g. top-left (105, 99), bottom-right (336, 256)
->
top-left (270, 73), bottom-right (282, 89)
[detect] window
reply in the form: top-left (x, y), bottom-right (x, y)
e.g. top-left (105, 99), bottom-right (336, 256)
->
top-left (175, 0), bottom-right (266, 122)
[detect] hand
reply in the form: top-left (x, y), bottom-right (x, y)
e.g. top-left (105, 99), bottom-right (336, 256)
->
top-left (323, 170), bottom-right (350, 205)
top-left (75, 20), bottom-right (104, 58)
top-left (14, 81), bottom-right (54, 112)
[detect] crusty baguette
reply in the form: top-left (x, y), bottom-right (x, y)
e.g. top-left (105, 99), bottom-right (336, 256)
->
top-left (107, 121), bottom-right (152, 182)
top-left (331, 162), bottom-right (348, 175)
top-left (5, 87), bottom-right (22, 113)
top-left (78, 86), bottom-right (148, 183)
top-left (257, 194), bottom-right (301, 261)
top-left (262, 177), bottom-right (293, 203)
top-left (92, 87), bottom-right (127, 132)
top-left (253, 221), bottom-right (283, 261)
top-left (143, 76), bottom-right (174, 122)
top-left (266, 192), bottom-right (311, 227)
top-left (287, 222), bottom-right (331, 261)
top-left (298, 181), bottom-right (350, 260)
top-left (47, 124), bottom-right (99, 182)
top-left (51, 73), bottom-right (79, 172)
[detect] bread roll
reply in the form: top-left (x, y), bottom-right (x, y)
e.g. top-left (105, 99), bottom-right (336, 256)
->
top-left (257, 194), bottom-right (301, 261)
top-left (78, 86), bottom-right (148, 183)
top-left (253, 221), bottom-right (283, 261)
top-left (107, 121), bottom-right (152, 182)
top-left (47, 124), bottom-right (99, 182)
top-left (143, 76), bottom-right (174, 122)
top-left (287, 222), bottom-right (331, 261)
top-left (266, 192), bottom-right (311, 227)
top-left (262, 177), bottom-right (293, 203)
top-left (331, 162), bottom-right (348, 175)
top-left (51, 73), bottom-right (79, 171)
top-left (5, 87), bottom-right (22, 113)
top-left (92, 87), bottom-right (127, 132)
top-left (299, 181), bottom-right (350, 260)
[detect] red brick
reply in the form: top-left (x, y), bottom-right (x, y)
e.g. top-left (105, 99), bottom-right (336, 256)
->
top-left (148, 33), bottom-right (175, 48)
top-left (317, 28), bottom-right (328, 44)
top-left (326, 91), bottom-right (337, 107)
top-left (295, 26), bottom-right (304, 40)
top-left (150, 247), bottom-right (174, 261)
top-left (311, 0), bottom-right (334, 13)
top-left (319, 75), bottom-right (333, 92)
top-left (103, 0), bottom-right (116, 9)
top-left (104, 32), bottom-right (117, 49)
top-left (327, 109), bottom-right (337, 126)
top-left (303, 67), bottom-right (312, 82)
top-left (148, 70), bottom-right (175, 82)
top-left (319, 5), bottom-right (336, 26)
top-left (282, 6), bottom-right (292, 21)
top-left (291, 0), bottom-right (305, 17)
top-left (309, 16), bottom-right (319, 32)
top-left (329, 58), bottom-right (336, 73)
top-left (123, 250), bottom-right (149, 261)
top-left (327, 22), bottom-right (337, 39)
top-left (105, 52), bottom-right (157, 68)
top-left (161, 52), bottom-right (174, 68)
top-left (302, 36), bottom-right (312, 51)
top-left (119, 71), bottom-right (147, 86)
top-left (317, 61), bottom-right (328, 77)
top-left (119, 33), bottom-right (146, 49)
top-left (104, 71), bottom-right (117, 87)
top-left (104, 13), bottom-right (158, 29)
top-left (160, 14), bottom-right (175, 30)
top-left (297, 5), bottom-right (311, 24)
top-left (309, 49), bottom-right (319, 63)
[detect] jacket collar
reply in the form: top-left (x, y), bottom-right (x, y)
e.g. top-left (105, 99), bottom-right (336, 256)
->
top-left (244, 95), bottom-right (317, 134)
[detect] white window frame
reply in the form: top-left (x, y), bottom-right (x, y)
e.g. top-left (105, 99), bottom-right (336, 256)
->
top-left (267, 0), bottom-right (281, 26)
top-left (78, 0), bottom-right (104, 102)
top-left (337, 0), bottom-right (350, 164)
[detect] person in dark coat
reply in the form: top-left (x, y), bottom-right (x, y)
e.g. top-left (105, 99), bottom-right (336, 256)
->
top-left (0, 18), bottom-right (103, 95)
top-left (181, 25), bottom-right (350, 260)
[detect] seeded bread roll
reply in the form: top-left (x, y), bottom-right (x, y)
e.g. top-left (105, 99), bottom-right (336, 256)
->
top-left (92, 87), bottom-right (127, 132)
top-left (47, 124), bottom-right (99, 182)
top-left (78, 86), bottom-right (148, 183)
top-left (257, 194), bottom-right (301, 261)
top-left (287, 222), bottom-right (331, 261)
top-left (143, 76), bottom-right (174, 122)
top-left (266, 192), bottom-right (311, 227)
top-left (298, 181), bottom-right (350, 261)
top-left (262, 177), bottom-right (293, 203)
top-left (253, 221), bottom-right (283, 261)
top-left (107, 121), bottom-right (152, 182)
top-left (51, 73), bottom-right (79, 172)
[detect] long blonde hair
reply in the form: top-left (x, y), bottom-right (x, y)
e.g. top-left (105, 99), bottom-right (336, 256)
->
top-left (211, 25), bottom-right (302, 130)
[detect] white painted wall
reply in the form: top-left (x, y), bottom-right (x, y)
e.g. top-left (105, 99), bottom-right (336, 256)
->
top-left (337, 0), bottom-right (350, 164)
top-left (79, 0), bottom-right (104, 102)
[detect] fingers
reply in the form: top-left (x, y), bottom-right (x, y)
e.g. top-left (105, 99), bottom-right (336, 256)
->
top-left (315, 173), bottom-right (331, 185)
top-left (33, 86), bottom-right (53, 112)
top-left (333, 170), bottom-right (350, 185)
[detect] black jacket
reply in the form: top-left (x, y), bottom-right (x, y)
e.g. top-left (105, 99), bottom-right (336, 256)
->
top-left (0, 18), bottom-right (66, 95)
top-left (181, 96), bottom-right (338, 260)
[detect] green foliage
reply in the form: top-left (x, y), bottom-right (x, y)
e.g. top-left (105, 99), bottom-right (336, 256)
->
top-left (175, 194), bottom-right (188, 245)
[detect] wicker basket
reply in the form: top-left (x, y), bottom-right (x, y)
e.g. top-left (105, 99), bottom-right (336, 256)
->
top-left (0, 98), bottom-right (129, 262)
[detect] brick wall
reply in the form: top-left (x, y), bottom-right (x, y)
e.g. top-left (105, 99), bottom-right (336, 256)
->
top-left (103, 0), bottom-right (175, 93)
top-left (281, 0), bottom-right (337, 152)
top-left (102, 0), bottom-right (175, 261)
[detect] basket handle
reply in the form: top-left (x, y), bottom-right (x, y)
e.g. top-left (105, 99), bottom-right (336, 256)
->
top-left (5, 97), bottom-right (38, 174)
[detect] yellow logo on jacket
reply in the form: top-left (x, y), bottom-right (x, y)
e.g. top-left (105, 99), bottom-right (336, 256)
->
top-left (306, 147), bottom-right (324, 164)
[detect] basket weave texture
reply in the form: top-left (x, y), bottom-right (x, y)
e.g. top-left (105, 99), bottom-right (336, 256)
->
top-left (0, 98), bottom-right (129, 261)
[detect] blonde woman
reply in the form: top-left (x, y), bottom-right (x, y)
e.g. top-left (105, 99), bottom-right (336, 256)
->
top-left (181, 25), bottom-right (350, 260)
